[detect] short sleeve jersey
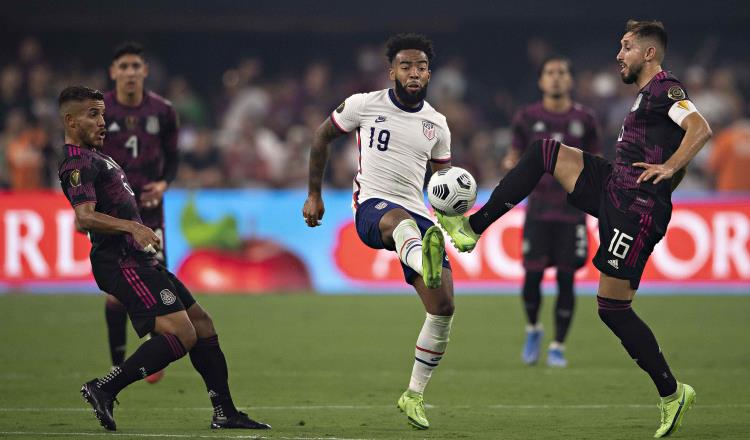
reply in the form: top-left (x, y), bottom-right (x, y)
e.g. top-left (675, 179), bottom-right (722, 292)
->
top-left (58, 144), bottom-right (157, 267)
top-left (103, 91), bottom-right (178, 198)
top-left (512, 102), bottom-right (600, 222)
top-left (330, 89), bottom-right (451, 218)
top-left (611, 71), bottom-right (692, 204)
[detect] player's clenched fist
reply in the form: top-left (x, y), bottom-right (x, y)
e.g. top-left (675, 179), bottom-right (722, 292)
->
top-left (302, 195), bottom-right (324, 227)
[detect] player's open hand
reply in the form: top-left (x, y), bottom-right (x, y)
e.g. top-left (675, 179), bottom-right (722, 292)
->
top-left (130, 222), bottom-right (161, 253)
top-left (633, 162), bottom-right (675, 185)
top-left (141, 180), bottom-right (168, 209)
top-left (303, 194), bottom-right (325, 227)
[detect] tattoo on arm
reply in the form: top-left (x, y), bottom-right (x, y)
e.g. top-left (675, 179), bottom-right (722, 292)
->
top-left (308, 117), bottom-right (345, 195)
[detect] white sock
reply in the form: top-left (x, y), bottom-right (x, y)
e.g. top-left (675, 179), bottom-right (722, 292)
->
top-left (408, 313), bottom-right (453, 395)
top-left (393, 219), bottom-right (423, 276)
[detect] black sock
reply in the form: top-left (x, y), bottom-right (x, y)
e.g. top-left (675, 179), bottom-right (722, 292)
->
top-left (470, 139), bottom-right (560, 234)
top-left (189, 335), bottom-right (237, 418)
top-left (597, 296), bottom-right (678, 397)
top-left (554, 271), bottom-right (576, 343)
top-left (105, 301), bottom-right (128, 366)
top-left (98, 333), bottom-right (186, 396)
top-left (521, 271), bottom-right (543, 325)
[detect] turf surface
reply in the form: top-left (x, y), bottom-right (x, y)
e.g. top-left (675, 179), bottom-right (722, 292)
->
top-left (0, 294), bottom-right (748, 439)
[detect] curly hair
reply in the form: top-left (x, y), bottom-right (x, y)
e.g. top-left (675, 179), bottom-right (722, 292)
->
top-left (385, 33), bottom-right (434, 64)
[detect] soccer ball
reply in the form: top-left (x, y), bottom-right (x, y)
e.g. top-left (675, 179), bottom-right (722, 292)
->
top-left (427, 167), bottom-right (477, 216)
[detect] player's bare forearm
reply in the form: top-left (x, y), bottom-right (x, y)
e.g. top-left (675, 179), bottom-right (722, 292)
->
top-left (663, 112), bottom-right (712, 172)
top-left (74, 202), bottom-right (139, 236)
top-left (635, 112), bottom-right (712, 184)
top-left (307, 117), bottom-right (344, 196)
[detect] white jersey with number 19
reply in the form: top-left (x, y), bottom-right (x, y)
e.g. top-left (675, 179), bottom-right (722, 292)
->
top-left (330, 88), bottom-right (451, 219)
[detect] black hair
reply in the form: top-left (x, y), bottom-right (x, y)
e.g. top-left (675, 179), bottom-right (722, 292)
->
top-left (538, 55), bottom-right (573, 78)
top-left (626, 19), bottom-right (668, 50)
top-left (385, 33), bottom-right (434, 64)
top-left (112, 41), bottom-right (144, 62)
top-left (58, 85), bottom-right (104, 108)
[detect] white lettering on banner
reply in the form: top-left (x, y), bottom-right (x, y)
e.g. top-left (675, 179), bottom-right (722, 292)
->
top-left (4, 210), bottom-right (49, 277)
top-left (482, 210), bottom-right (524, 278)
top-left (713, 212), bottom-right (750, 278)
top-left (652, 210), bottom-right (711, 279)
top-left (55, 211), bottom-right (91, 276)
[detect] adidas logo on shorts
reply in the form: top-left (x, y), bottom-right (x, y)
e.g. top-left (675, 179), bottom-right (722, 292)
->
top-left (608, 259), bottom-right (619, 269)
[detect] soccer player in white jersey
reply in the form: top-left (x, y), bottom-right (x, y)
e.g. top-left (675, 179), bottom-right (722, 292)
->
top-left (303, 33), bottom-right (453, 430)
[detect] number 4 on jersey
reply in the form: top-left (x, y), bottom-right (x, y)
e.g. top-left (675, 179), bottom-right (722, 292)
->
top-left (125, 135), bottom-right (139, 158)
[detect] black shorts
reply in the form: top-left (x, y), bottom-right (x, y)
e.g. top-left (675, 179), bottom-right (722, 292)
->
top-left (567, 153), bottom-right (670, 289)
top-left (522, 219), bottom-right (588, 272)
top-left (92, 262), bottom-right (196, 337)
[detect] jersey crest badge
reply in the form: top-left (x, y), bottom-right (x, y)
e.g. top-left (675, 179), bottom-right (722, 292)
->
top-left (70, 169), bottom-right (81, 187)
top-left (667, 86), bottom-right (686, 101)
top-left (569, 120), bottom-right (584, 137)
top-left (533, 121), bottom-right (546, 132)
top-left (160, 289), bottom-right (176, 305)
top-left (146, 116), bottom-right (160, 134)
top-left (125, 116), bottom-right (139, 131)
top-left (422, 121), bottom-right (436, 140)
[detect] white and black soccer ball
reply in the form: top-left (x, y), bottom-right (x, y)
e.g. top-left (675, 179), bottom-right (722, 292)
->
top-left (427, 166), bottom-right (477, 216)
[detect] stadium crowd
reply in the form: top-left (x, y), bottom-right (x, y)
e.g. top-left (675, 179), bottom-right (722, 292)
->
top-left (1, 36), bottom-right (749, 192)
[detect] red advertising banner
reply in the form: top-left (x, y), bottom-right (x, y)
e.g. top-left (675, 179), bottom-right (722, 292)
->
top-left (334, 199), bottom-right (750, 287)
top-left (0, 191), bottom-right (93, 286)
top-left (1, 191), bottom-right (748, 292)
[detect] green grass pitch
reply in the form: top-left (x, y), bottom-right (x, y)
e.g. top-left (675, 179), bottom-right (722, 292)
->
top-left (0, 294), bottom-right (748, 439)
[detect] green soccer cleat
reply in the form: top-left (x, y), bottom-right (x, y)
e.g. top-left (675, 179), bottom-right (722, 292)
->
top-left (435, 212), bottom-right (479, 252)
top-left (654, 383), bottom-right (696, 438)
top-left (422, 226), bottom-right (445, 289)
top-left (397, 389), bottom-right (429, 430)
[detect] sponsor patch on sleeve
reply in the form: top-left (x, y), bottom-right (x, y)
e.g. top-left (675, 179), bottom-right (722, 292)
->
top-left (335, 101), bottom-right (345, 113)
top-left (667, 85), bottom-right (686, 101)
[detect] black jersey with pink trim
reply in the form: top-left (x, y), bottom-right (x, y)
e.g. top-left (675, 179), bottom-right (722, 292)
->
top-left (512, 102), bottom-right (600, 222)
top-left (58, 144), bottom-right (157, 268)
top-left (611, 71), bottom-right (688, 204)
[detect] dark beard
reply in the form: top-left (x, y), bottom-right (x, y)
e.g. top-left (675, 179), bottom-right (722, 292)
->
top-left (394, 80), bottom-right (428, 106)
top-left (621, 63), bottom-right (641, 84)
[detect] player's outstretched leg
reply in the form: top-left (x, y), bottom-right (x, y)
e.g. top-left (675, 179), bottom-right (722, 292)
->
top-left (186, 304), bottom-right (271, 430)
top-left (398, 272), bottom-right (454, 430)
top-left (437, 139), bottom-right (564, 252)
top-left (81, 314), bottom-right (193, 431)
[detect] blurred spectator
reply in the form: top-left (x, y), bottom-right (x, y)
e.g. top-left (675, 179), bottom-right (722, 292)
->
top-left (168, 76), bottom-right (209, 128)
top-left (707, 120), bottom-right (750, 191)
top-left (3, 109), bottom-right (52, 189)
top-left (0, 34), bottom-right (747, 192)
top-left (177, 128), bottom-right (224, 188)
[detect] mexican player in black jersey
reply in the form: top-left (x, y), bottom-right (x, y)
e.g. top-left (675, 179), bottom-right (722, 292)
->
top-left (58, 86), bottom-right (269, 432)
top-left (506, 56), bottom-right (600, 368)
top-left (100, 42), bottom-right (179, 384)
top-left (437, 21), bottom-right (711, 437)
